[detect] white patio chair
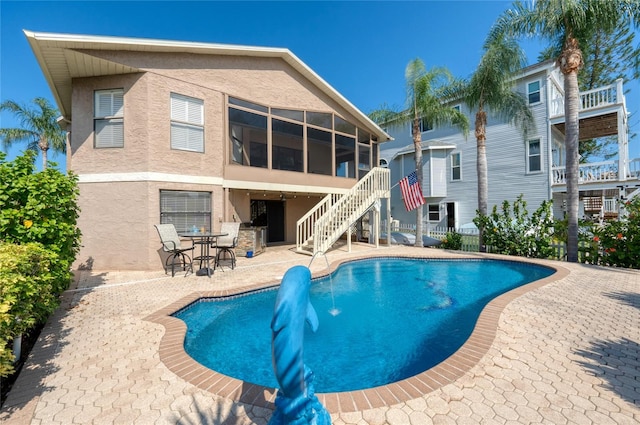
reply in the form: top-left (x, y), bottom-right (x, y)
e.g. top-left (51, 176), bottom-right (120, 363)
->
top-left (215, 222), bottom-right (240, 270)
top-left (154, 224), bottom-right (194, 277)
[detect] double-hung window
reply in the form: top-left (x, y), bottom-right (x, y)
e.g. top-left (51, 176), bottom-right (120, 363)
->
top-left (451, 152), bottom-right (461, 181)
top-left (427, 204), bottom-right (440, 222)
top-left (528, 81), bottom-right (541, 104)
top-left (94, 89), bottom-right (124, 148)
top-left (171, 93), bottom-right (204, 152)
top-left (527, 139), bottom-right (542, 172)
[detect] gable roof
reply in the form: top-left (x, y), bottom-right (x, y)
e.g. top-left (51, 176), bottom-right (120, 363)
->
top-left (24, 30), bottom-right (391, 142)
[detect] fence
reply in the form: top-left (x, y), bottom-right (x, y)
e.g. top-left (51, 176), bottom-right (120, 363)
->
top-left (382, 220), bottom-right (593, 263)
top-left (385, 221), bottom-right (481, 252)
top-left (547, 241), bottom-right (593, 263)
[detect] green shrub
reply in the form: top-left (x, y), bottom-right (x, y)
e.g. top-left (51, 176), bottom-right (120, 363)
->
top-left (0, 151), bottom-right (81, 294)
top-left (473, 195), bottom-right (555, 258)
top-left (441, 231), bottom-right (463, 250)
top-left (585, 197), bottom-right (640, 269)
top-left (0, 242), bottom-right (60, 376)
top-left (0, 151), bottom-right (81, 376)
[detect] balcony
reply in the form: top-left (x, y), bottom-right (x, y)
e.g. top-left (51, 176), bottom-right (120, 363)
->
top-left (552, 159), bottom-right (640, 185)
top-left (550, 79), bottom-right (624, 119)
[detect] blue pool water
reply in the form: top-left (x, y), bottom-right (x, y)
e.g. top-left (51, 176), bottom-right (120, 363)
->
top-left (174, 258), bottom-right (554, 393)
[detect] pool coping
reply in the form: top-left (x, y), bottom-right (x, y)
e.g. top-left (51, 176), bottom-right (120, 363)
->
top-left (144, 252), bottom-right (569, 414)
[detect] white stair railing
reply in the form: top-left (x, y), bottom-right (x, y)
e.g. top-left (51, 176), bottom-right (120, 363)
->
top-left (296, 192), bottom-right (342, 251)
top-left (295, 167), bottom-right (390, 254)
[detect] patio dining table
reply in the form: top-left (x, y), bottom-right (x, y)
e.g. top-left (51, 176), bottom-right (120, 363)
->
top-left (179, 231), bottom-right (228, 277)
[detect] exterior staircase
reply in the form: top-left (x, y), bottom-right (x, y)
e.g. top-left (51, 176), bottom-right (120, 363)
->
top-left (296, 167), bottom-right (390, 255)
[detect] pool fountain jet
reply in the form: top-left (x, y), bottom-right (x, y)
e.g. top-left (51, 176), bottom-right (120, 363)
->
top-left (309, 251), bottom-right (340, 317)
top-left (269, 265), bottom-right (331, 425)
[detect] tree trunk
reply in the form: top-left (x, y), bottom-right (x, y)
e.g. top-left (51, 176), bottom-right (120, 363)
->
top-left (39, 138), bottom-right (49, 170)
top-left (475, 110), bottom-right (488, 252)
top-left (413, 117), bottom-right (424, 247)
top-left (560, 37), bottom-right (582, 263)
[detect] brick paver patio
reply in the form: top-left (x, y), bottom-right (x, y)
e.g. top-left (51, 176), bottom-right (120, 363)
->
top-left (1, 243), bottom-right (638, 424)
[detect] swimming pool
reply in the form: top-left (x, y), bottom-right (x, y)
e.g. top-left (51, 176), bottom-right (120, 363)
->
top-left (174, 257), bottom-right (554, 393)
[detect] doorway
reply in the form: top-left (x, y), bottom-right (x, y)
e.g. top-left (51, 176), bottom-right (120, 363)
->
top-left (446, 202), bottom-right (456, 229)
top-left (251, 200), bottom-right (285, 243)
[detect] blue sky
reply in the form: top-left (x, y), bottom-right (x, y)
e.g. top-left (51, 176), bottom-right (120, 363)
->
top-left (1, 0), bottom-right (639, 170)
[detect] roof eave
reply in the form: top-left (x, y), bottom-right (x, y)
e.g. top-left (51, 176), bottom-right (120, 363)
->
top-left (23, 30), bottom-right (391, 142)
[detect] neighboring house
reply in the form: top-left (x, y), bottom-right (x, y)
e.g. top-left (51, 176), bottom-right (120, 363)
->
top-left (381, 60), bottom-right (639, 231)
top-left (25, 30), bottom-right (391, 270)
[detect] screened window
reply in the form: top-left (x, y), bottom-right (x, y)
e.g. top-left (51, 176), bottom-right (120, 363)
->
top-left (451, 152), bottom-right (461, 181)
top-left (272, 118), bottom-right (303, 172)
top-left (308, 127), bottom-right (332, 175)
top-left (358, 128), bottom-right (371, 144)
top-left (428, 204), bottom-right (440, 222)
top-left (229, 108), bottom-right (267, 167)
top-left (94, 89), bottom-right (124, 148)
top-left (335, 134), bottom-right (355, 178)
top-left (272, 108), bottom-right (304, 122)
top-left (227, 97), bottom-right (367, 179)
top-left (229, 97), bottom-right (268, 113)
top-left (528, 81), bottom-right (541, 104)
top-left (335, 116), bottom-right (356, 135)
top-left (307, 111), bottom-right (333, 129)
top-left (171, 93), bottom-right (204, 152)
top-left (358, 144), bottom-right (370, 179)
top-left (527, 139), bottom-right (542, 172)
top-left (159, 190), bottom-right (211, 233)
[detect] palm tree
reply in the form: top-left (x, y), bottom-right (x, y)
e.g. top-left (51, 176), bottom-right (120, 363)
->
top-left (450, 33), bottom-right (535, 252)
top-left (370, 59), bottom-right (469, 247)
top-left (0, 97), bottom-right (66, 169)
top-left (489, 0), bottom-right (640, 262)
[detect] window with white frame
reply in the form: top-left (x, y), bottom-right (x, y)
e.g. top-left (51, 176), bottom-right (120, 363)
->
top-left (94, 89), bottom-right (124, 148)
top-left (527, 139), bottom-right (542, 172)
top-left (427, 204), bottom-right (440, 221)
top-left (451, 152), bottom-right (461, 180)
top-left (159, 190), bottom-right (211, 233)
top-left (409, 117), bottom-right (432, 135)
top-left (171, 93), bottom-right (204, 152)
top-left (527, 81), bottom-right (541, 104)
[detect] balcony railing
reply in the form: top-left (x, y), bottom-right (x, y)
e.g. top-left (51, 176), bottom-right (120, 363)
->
top-left (550, 79), bottom-right (624, 119)
top-left (552, 159), bottom-right (640, 185)
top-left (553, 161), bottom-right (619, 185)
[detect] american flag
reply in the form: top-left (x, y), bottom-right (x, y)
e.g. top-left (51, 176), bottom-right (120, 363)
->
top-left (399, 170), bottom-right (425, 211)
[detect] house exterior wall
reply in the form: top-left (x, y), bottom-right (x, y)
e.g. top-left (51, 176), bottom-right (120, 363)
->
top-left (381, 65), bottom-right (553, 230)
top-left (69, 50), bottom-right (381, 270)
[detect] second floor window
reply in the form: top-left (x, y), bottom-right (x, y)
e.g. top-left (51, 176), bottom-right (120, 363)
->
top-left (527, 139), bottom-right (542, 172)
top-left (94, 89), bottom-right (124, 148)
top-left (528, 81), bottom-right (541, 104)
top-left (410, 117), bottom-right (433, 135)
top-left (451, 152), bottom-right (461, 180)
top-left (171, 93), bottom-right (204, 152)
